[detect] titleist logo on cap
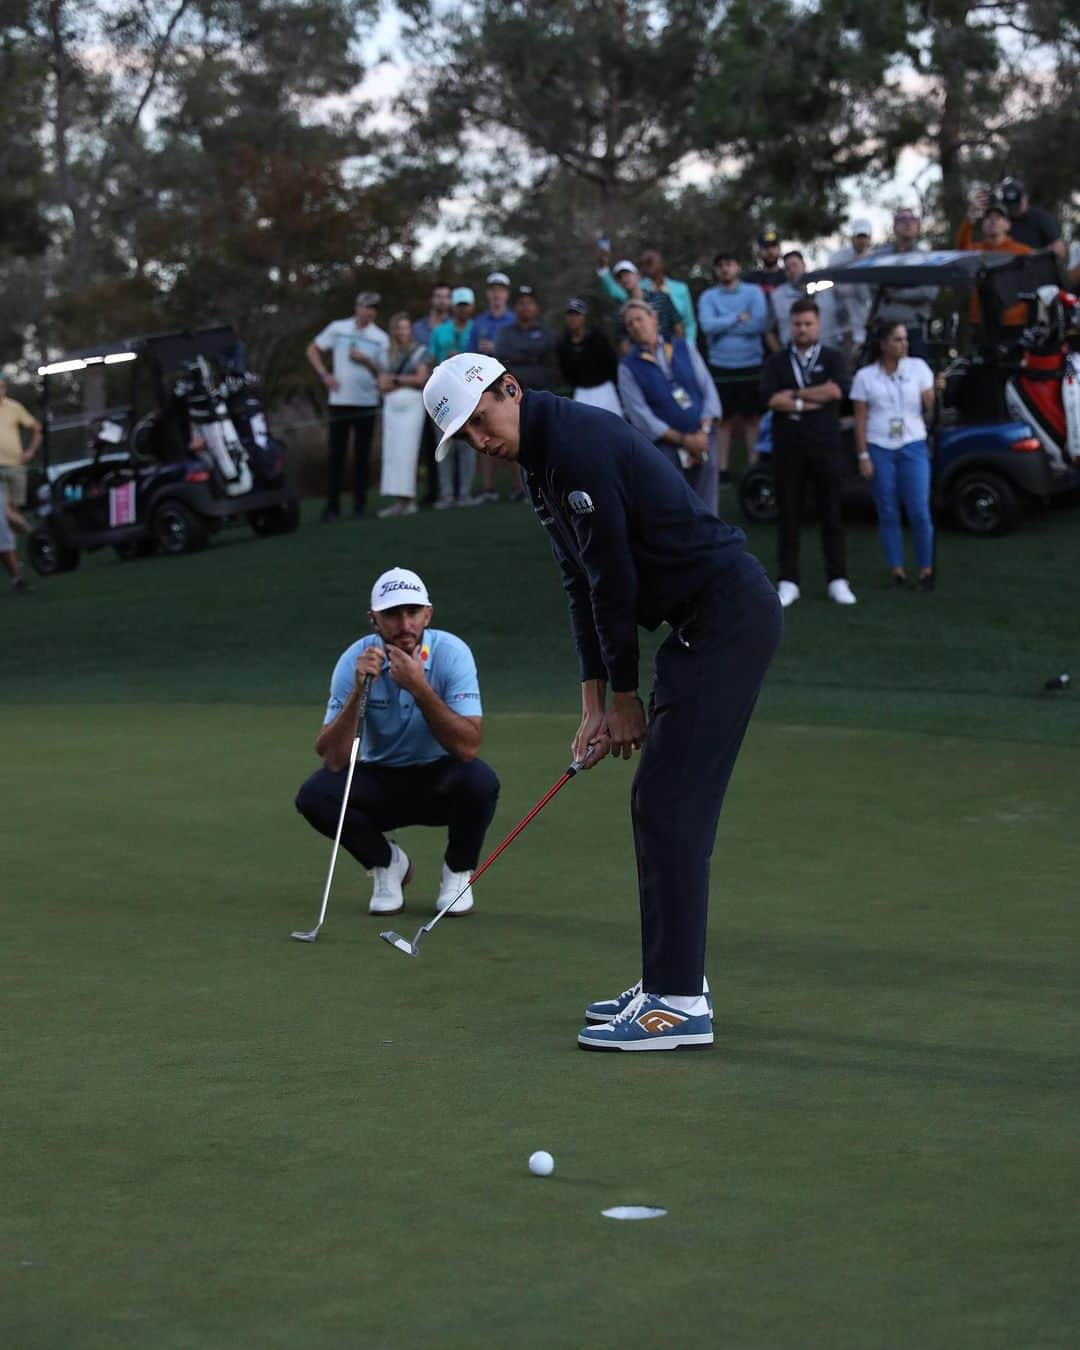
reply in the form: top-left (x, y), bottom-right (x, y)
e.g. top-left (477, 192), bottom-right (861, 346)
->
top-left (379, 579), bottom-right (423, 597)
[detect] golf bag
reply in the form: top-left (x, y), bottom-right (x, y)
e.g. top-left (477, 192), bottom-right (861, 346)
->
top-left (175, 357), bottom-right (254, 497)
top-left (1004, 288), bottom-right (1080, 472)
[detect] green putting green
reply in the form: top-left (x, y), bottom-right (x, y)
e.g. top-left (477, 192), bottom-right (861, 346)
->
top-left (3, 503), bottom-right (1078, 1347)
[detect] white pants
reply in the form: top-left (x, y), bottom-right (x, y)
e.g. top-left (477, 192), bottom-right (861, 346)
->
top-left (437, 438), bottom-right (477, 502)
top-left (379, 388), bottom-right (425, 498)
top-left (573, 382), bottom-right (623, 417)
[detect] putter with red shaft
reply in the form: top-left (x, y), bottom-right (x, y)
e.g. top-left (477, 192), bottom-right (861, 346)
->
top-left (380, 747), bottom-right (594, 957)
top-left (290, 672), bottom-right (374, 943)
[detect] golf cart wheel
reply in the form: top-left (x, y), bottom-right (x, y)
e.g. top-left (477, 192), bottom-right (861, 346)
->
top-left (113, 538), bottom-right (158, 561)
top-left (949, 470), bottom-right (1021, 536)
top-left (738, 464), bottom-right (779, 525)
top-left (152, 500), bottom-right (211, 555)
top-left (247, 498), bottom-right (301, 536)
top-left (28, 525), bottom-right (80, 576)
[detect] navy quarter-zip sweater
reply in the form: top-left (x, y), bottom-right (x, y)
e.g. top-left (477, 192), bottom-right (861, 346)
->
top-left (517, 390), bottom-right (747, 692)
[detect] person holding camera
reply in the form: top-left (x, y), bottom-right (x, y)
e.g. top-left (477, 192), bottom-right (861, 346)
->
top-left (955, 191), bottom-right (1031, 340)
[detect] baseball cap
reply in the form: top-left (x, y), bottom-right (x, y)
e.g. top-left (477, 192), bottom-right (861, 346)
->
top-left (355, 290), bottom-right (381, 307)
top-left (566, 298), bottom-right (588, 314)
top-left (370, 567), bottom-right (430, 613)
top-left (849, 218), bottom-right (872, 237)
top-left (999, 176), bottom-right (1024, 206)
top-left (422, 353), bottom-right (506, 460)
top-left (486, 271), bottom-right (511, 287)
top-left (612, 258), bottom-right (638, 276)
top-left (450, 286), bottom-right (475, 306)
top-left (758, 228), bottom-right (780, 247)
top-left (515, 283), bottom-right (537, 298)
top-left (984, 196), bottom-right (1009, 217)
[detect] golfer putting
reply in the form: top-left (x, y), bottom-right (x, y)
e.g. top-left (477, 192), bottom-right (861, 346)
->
top-left (423, 355), bottom-right (782, 1050)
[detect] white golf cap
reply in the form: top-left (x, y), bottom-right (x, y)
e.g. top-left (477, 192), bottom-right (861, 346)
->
top-left (849, 217), bottom-right (872, 237)
top-left (612, 258), bottom-right (638, 276)
top-left (486, 271), bottom-right (511, 286)
top-left (370, 567), bottom-right (430, 612)
top-left (422, 353), bottom-right (506, 460)
top-left (450, 286), bottom-right (475, 306)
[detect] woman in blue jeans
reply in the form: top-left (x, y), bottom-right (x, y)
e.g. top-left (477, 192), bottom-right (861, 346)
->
top-left (851, 321), bottom-right (939, 591)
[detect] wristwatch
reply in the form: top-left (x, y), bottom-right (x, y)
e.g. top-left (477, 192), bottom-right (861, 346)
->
top-left (857, 452), bottom-right (870, 461)
top-left (794, 396), bottom-right (804, 413)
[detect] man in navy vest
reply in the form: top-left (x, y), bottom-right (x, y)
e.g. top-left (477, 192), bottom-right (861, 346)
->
top-left (421, 353), bottom-right (782, 1052)
top-left (616, 300), bottom-right (721, 513)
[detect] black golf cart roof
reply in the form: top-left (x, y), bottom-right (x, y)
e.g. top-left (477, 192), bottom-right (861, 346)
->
top-left (805, 248), bottom-right (1060, 293)
top-left (39, 325), bottom-right (240, 378)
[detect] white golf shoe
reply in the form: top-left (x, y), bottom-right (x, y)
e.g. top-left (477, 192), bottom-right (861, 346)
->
top-left (369, 842), bottom-right (412, 915)
top-left (777, 580), bottom-right (801, 608)
top-left (435, 862), bottom-right (474, 916)
top-left (827, 578), bottom-right (857, 605)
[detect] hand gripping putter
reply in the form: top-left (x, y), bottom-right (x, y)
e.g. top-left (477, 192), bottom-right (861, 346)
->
top-left (380, 749), bottom-right (594, 957)
top-left (290, 672), bottom-right (375, 943)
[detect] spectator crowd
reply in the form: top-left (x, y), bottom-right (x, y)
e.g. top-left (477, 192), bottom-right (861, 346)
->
top-left (6, 174), bottom-right (1074, 603)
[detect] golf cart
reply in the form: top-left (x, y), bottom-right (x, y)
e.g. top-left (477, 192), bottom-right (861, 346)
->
top-left (28, 325), bottom-right (299, 575)
top-left (738, 250), bottom-right (1080, 536)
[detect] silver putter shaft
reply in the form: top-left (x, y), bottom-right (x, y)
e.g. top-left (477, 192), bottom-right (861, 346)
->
top-left (379, 749), bottom-right (592, 958)
top-left (291, 673), bottom-right (374, 942)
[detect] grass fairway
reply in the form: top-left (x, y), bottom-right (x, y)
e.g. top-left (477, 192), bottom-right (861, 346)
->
top-left (4, 502), bottom-right (1079, 1348)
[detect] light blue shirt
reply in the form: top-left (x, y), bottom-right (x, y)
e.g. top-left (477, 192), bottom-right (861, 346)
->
top-left (697, 282), bottom-right (768, 368)
top-left (323, 629), bottom-right (482, 767)
top-left (597, 270), bottom-right (698, 343)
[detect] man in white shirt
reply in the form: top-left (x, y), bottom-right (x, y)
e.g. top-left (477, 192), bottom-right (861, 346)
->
top-left (306, 291), bottom-right (390, 522)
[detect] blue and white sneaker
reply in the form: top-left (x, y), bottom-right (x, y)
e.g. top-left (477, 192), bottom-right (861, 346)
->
top-left (577, 992), bottom-right (714, 1052)
top-left (585, 978), bottom-right (713, 1023)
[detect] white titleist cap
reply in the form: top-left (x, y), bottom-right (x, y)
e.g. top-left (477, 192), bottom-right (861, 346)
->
top-left (612, 258), bottom-right (638, 276)
top-left (422, 353), bottom-right (506, 460)
top-left (370, 567), bottom-right (430, 612)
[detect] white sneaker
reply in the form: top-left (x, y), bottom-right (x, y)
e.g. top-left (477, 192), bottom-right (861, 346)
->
top-left (369, 843), bottom-right (412, 915)
top-left (827, 578), bottom-right (857, 605)
top-left (434, 862), bottom-right (474, 916)
top-left (376, 502), bottom-right (404, 519)
top-left (455, 495), bottom-right (484, 508)
top-left (777, 580), bottom-right (801, 608)
top-left (433, 496), bottom-right (455, 511)
top-left (400, 501), bottom-right (418, 516)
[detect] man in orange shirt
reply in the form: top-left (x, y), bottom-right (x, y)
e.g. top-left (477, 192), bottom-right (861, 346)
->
top-left (955, 192), bottom-right (1031, 335)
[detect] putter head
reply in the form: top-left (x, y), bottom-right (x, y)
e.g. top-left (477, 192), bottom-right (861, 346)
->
top-left (380, 929), bottom-right (418, 957)
top-left (290, 929), bottom-right (320, 943)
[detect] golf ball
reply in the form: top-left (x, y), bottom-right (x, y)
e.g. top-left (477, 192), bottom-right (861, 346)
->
top-left (528, 1150), bottom-right (555, 1177)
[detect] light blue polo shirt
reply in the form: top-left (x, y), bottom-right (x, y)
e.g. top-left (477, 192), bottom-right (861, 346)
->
top-left (323, 629), bottom-right (482, 767)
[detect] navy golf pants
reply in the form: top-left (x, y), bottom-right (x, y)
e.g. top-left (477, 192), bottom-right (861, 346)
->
top-left (295, 756), bottom-right (500, 873)
top-left (633, 551), bottom-right (783, 995)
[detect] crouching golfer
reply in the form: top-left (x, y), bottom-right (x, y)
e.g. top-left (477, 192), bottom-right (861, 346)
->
top-left (423, 356), bottom-right (782, 1050)
top-left (295, 567), bottom-right (499, 916)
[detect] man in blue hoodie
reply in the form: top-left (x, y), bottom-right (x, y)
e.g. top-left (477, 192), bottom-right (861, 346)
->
top-left (697, 252), bottom-right (769, 485)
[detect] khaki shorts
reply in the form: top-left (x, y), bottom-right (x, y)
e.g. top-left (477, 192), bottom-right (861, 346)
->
top-left (0, 464), bottom-right (28, 507)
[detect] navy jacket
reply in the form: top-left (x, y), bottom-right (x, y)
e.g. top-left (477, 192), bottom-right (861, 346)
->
top-left (518, 390), bottom-right (747, 692)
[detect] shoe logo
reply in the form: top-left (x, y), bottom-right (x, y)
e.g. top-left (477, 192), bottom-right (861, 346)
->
top-left (637, 1009), bottom-right (688, 1034)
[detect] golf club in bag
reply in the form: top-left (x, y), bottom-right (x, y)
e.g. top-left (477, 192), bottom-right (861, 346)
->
top-left (380, 747), bottom-right (594, 958)
top-left (290, 672), bottom-right (375, 943)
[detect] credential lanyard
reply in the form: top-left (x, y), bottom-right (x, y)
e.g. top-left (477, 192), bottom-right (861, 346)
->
top-left (788, 343), bottom-right (821, 389)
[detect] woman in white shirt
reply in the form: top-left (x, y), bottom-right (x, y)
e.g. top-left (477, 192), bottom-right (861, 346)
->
top-left (851, 321), bottom-right (937, 590)
top-left (376, 314), bottom-right (431, 517)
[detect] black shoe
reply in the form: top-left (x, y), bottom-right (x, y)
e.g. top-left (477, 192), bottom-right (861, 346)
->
top-left (918, 572), bottom-right (935, 592)
top-left (321, 507), bottom-right (340, 524)
top-left (891, 573), bottom-right (908, 588)
top-left (11, 576), bottom-right (32, 594)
